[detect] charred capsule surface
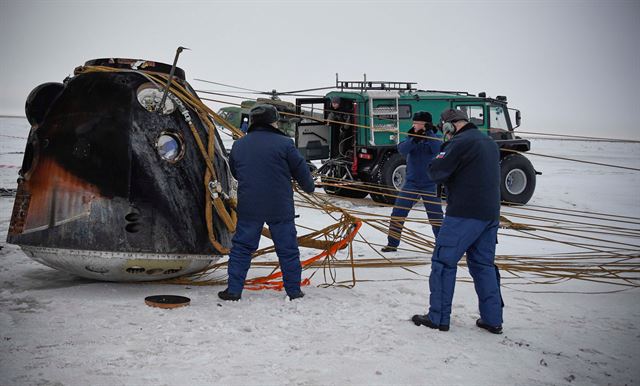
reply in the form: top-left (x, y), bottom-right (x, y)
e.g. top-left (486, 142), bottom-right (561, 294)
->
top-left (7, 58), bottom-right (234, 281)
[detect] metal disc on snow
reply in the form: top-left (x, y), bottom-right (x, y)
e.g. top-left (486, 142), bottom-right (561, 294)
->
top-left (144, 295), bottom-right (191, 309)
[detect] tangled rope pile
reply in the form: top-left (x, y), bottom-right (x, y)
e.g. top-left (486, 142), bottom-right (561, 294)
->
top-left (302, 182), bottom-right (640, 292)
top-left (169, 181), bottom-right (639, 292)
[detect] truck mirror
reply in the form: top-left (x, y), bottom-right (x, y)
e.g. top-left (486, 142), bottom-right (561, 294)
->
top-left (515, 110), bottom-right (521, 128)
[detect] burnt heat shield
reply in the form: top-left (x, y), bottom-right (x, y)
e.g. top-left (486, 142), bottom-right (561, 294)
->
top-left (7, 58), bottom-right (234, 281)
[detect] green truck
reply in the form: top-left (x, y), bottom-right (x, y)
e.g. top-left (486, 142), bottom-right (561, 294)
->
top-left (294, 78), bottom-right (538, 205)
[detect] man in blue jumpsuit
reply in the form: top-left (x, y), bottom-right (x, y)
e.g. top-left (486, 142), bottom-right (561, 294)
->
top-left (218, 104), bottom-right (315, 301)
top-left (412, 109), bottom-right (504, 333)
top-left (381, 111), bottom-right (443, 252)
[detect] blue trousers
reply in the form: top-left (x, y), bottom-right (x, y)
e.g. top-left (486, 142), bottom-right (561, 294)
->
top-left (387, 184), bottom-right (443, 247)
top-left (427, 216), bottom-right (503, 327)
top-left (227, 218), bottom-right (302, 296)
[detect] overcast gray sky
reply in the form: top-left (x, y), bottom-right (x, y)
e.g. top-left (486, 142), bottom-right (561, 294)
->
top-left (1, 0), bottom-right (638, 139)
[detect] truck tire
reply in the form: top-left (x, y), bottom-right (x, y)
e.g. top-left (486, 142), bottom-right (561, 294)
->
top-left (500, 153), bottom-right (536, 205)
top-left (371, 153), bottom-right (406, 205)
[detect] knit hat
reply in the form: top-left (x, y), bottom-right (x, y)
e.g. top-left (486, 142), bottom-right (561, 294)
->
top-left (440, 109), bottom-right (469, 123)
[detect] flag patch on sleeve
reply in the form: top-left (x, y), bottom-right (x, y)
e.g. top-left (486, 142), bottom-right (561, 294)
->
top-left (436, 151), bottom-right (446, 159)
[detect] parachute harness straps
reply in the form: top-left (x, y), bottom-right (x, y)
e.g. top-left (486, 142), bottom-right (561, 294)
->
top-left (76, 65), bottom-right (241, 253)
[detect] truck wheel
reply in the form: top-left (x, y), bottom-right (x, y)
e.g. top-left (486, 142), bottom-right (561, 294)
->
top-left (500, 153), bottom-right (536, 205)
top-left (371, 153), bottom-right (406, 205)
top-left (321, 163), bottom-right (369, 199)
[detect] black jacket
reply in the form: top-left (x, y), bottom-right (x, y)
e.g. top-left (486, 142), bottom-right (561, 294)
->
top-left (428, 123), bottom-right (500, 221)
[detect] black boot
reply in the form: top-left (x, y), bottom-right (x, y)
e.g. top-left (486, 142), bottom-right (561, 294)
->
top-left (412, 314), bottom-right (449, 331)
top-left (381, 246), bottom-right (397, 252)
top-left (476, 318), bottom-right (502, 334)
top-left (218, 289), bottom-right (241, 301)
top-left (288, 290), bottom-right (305, 300)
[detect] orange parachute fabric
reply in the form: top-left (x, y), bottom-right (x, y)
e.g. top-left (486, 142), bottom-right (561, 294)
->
top-left (244, 220), bottom-right (362, 290)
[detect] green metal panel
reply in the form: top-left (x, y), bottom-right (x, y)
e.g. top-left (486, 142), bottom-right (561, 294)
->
top-left (397, 99), bottom-right (450, 142)
top-left (452, 102), bottom-right (489, 135)
top-left (325, 91), bottom-right (368, 146)
top-left (239, 100), bottom-right (257, 109)
top-left (323, 90), bottom-right (503, 147)
top-left (356, 102), bottom-right (367, 146)
top-left (218, 106), bottom-right (244, 127)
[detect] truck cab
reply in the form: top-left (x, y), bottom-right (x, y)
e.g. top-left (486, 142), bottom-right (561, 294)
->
top-left (295, 78), bottom-right (537, 205)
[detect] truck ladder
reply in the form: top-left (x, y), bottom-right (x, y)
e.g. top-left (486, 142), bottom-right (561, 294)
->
top-left (368, 97), bottom-right (400, 146)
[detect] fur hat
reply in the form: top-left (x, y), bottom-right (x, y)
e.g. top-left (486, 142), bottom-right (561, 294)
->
top-left (440, 109), bottom-right (469, 123)
top-left (412, 111), bottom-right (432, 123)
top-left (249, 104), bottom-right (280, 125)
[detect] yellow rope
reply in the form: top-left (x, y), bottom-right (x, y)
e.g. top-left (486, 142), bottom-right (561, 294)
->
top-left (74, 66), bottom-right (640, 291)
top-left (76, 65), bottom-right (238, 253)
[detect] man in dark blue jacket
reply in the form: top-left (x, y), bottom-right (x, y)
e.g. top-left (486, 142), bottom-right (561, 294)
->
top-left (381, 112), bottom-right (443, 252)
top-left (412, 108), bottom-right (504, 334)
top-left (218, 104), bottom-right (315, 301)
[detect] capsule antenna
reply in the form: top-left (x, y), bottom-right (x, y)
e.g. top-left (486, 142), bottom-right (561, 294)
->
top-left (158, 46), bottom-right (190, 113)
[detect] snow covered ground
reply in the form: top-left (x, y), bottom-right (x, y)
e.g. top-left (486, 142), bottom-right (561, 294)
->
top-left (1, 116), bottom-right (639, 385)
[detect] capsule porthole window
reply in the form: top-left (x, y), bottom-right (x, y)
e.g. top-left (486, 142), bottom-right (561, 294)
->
top-left (156, 132), bottom-right (184, 163)
top-left (136, 83), bottom-right (175, 114)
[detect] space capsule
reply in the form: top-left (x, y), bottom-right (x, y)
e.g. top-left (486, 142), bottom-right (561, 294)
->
top-left (6, 58), bottom-right (235, 281)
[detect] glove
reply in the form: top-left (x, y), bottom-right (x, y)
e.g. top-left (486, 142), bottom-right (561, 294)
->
top-left (405, 127), bottom-right (416, 140)
top-left (412, 129), bottom-right (426, 142)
